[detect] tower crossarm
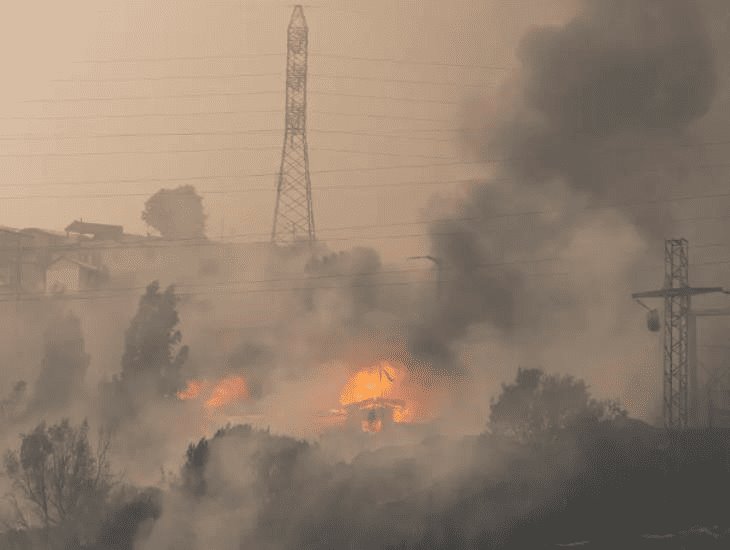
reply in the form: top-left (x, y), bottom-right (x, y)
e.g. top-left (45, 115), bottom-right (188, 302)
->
top-left (632, 287), bottom-right (724, 300)
top-left (630, 239), bottom-right (726, 430)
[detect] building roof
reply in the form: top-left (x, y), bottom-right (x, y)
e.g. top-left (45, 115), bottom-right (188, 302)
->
top-left (47, 256), bottom-right (101, 272)
top-left (65, 220), bottom-right (124, 239)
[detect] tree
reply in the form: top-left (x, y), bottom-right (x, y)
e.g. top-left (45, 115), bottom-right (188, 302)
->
top-left (3, 419), bottom-right (113, 546)
top-left (141, 185), bottom-right (206, 240)
top-left (120, 281), bottom-right (189, 398)
top-left (488, 368), bottom-right (626, 444)
top-left (94, 487), bottom-right (161, 550)
top-left (180, 438), bottom-right (209, 497)
top-left (0, 381), bottom-right (27, 423)
top-left (32, 312), bottom-right (90, 413)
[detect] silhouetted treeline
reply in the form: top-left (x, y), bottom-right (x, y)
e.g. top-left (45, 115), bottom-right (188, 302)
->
top-left (3, 368), bottom-right (730, 549)
top-left (143, 421), bottom-right (730, 549)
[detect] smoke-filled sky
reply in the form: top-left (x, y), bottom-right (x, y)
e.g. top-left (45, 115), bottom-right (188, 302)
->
top-left (1, 0), bottom-right (730, 431)
top-left (4, 3), bottom-right (730, 548)
top-left (0, 0), bottom-right (578, 260)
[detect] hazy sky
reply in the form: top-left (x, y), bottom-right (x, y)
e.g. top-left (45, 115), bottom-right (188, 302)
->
top-left (0, 0), bottom-right (577, 261)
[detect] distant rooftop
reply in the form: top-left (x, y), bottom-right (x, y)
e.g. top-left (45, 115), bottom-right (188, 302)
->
top-left (65, 220), bottom-right (124, 240)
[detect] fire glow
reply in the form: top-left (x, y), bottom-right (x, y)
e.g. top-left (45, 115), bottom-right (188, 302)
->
top-left (338, 361), bottom-right (417, 432)
top-left (176, 379), bottom-right (205, 401)
top-left (177, 375), bottom-right (249, 412)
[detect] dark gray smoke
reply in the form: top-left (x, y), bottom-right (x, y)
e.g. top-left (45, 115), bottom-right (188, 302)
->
top-left (497, 0), bottom-right (716, 209)
top-left (409, 0), bottom-right (719, 377)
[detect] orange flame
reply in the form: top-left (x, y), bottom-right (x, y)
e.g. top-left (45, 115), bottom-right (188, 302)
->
top-left (204, 376), bottom-right (249, 411)
top-left (177, 375), bottom-right (249, 414)
top-left (392, 407), bottom-right (414, 424)
top-left (338, 361), bottom-right (422, 432)
top-left (362, 418), bottom-right (383, 433)
top-left (340, 361), bottom-right (397, 406)
top-left (176, 379), bottom-right (205, 401)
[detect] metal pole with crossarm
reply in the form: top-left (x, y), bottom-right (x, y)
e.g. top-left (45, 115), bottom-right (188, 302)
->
top-left (632, 239), bottom-right (725, 429)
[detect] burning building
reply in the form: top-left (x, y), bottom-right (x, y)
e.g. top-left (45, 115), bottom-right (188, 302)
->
top-left (344, 396), bottom-right (408, 433)
top-left (319, 360), bottom-right (421, 434)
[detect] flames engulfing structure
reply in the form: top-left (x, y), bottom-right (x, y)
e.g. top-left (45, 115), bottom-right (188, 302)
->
top-left (339, 361), bottom-right (398, 405)
top-left (337, 361), bottom-right (418, 432)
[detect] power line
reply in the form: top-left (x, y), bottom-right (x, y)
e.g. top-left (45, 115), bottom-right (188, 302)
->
top-left (312, 147), bottom-right (454, 160)
top-left (0, 109), bottom-right (452, 125)
top-left (13, 129), bottom-right (730, 152)
top-left (0, 161), bottom-right (486, 190)
top-left (70, 51), bottom-right (509, 71)
top-left (312, 129), bottom-right (451, 142)
top-left (0, 223), bottom-right (551, 254)
top-left (72, 53), bottom-right (285, 64)
top-left (0, 146), bottom-right (453, 161)
top-left (0, 280), bottom-right (434, 303)
top-left (0, 129), bottom-right (285, 141)
top-left (20, 89), bottom-right (460, 107)
top-left (21, 90), bottom-right (284, 104)
top-left (0, 179), bottom-right (481, 204)
top-left (0, 260), bottom-right (563, 304)
top-left (0, 109), bottom-right (283, 122)
top-left (6, 159), bottom-right (484, 174)
top-left (54, 71), bottom-right (494, 89)
top-left (4, 204), bottom-right (730, 254)
top-left (8, 173), bottom-right (730, 220)
top-left (309, 73), bottom-right (494, 89)
top-left (309, 52), bottom-right (510, 71)
top-left (311, 90), bottom-right (459, 106)
top-left (0, 128), bottom-right (452, 144)
top-left (52, 72), bottom-right (283, 83)
top-left (311, 109), bottom-right (450, 123)
top-left (0, 145), bottom-right (282, 159)
top-left (55, 71), bottom-right (493, 90)
top-left (0, 176), bottom-right (480, 192)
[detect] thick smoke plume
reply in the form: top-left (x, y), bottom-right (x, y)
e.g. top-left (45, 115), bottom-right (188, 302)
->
top-left (2, 1), bottom-right (729, 548)
top-left (495, 0), bottom-right (715, 210)
top-left (409, 0), bottom-right (718, 407)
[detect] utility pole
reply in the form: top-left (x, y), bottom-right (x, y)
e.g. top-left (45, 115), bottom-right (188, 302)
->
top-left (632, 239), bottom-right (725, 430)
top-left (272, 5), bottom-right (315, 245)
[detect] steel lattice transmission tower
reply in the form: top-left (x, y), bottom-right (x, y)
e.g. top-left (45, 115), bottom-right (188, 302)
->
top-left (632, 239), bottom-right (724, 430)
top-left (662, 239), bottom-right (691, 429)
top-left (272, 5), bottom-right (315, 245)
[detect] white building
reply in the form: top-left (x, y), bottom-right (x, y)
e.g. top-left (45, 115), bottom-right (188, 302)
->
top-left (45, 257), bottom-right (103, 295)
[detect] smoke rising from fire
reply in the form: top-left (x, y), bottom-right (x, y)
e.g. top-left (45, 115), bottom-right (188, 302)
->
top-left (406, 0), bottom-right (720, 414)
top-left (2, 1), bottom-right (730, 548)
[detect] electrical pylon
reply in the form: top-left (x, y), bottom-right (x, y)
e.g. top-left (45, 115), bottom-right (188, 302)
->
top-left (632, 239), bottom-right (724, 429)
top-left (272, 5), bottom-right (315, 245)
